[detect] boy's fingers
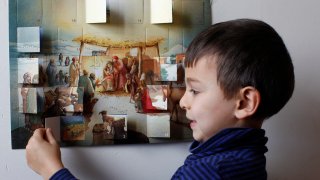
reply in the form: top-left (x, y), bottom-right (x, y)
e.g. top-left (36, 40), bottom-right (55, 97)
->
top-left (46, 128), bottom-right (57, 145)
top-left (26, 128), bottom-right (46, 150)
top-left (33, 128), bottom-right (46, 139)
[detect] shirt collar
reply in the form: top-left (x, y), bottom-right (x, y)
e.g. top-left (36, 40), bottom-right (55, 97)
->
top-left (189, 128), bottom-right (268, 155)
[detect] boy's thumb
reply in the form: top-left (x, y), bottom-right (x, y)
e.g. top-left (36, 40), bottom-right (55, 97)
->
top-left (46, 128), bottom-right (57, 144)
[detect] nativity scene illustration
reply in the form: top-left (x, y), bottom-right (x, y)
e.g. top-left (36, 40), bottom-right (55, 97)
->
top-left (9, 0), bottom-right (212, 148)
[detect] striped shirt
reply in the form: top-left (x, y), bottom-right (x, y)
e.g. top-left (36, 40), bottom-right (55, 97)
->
top-left (50, 168), bottom-right (77, 180)
top-left (50, 128), bottom-right (268, 180)
top-left (171, 128), bottom-right (268, 180)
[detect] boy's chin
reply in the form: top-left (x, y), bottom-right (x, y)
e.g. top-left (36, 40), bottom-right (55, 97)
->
top-left (192, 132), bottom-right (205, 143)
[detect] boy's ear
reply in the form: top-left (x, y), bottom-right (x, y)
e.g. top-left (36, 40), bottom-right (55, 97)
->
top-left (234, 86), bottom-right (260, 119)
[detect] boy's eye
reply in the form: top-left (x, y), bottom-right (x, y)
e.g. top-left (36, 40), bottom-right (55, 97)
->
top-left (189, 89), bottom-right (199, 95)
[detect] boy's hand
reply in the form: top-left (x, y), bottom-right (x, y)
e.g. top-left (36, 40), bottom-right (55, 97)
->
top-left (26, 128), bottom-right (64, 180)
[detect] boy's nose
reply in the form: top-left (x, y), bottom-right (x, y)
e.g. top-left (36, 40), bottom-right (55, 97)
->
top-left (179, 92), bottom-right (189, 110)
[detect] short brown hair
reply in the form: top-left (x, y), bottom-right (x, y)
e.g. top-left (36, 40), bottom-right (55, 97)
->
top-left (185, 19), bottom-right (295, 120)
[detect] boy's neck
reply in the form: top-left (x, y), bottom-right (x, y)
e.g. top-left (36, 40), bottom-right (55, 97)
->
top-left (236, 119), bottom-right (263, 129)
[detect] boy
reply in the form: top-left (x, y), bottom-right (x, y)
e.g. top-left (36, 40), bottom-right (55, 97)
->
top-left (26, 19), bottom-right (294, 180)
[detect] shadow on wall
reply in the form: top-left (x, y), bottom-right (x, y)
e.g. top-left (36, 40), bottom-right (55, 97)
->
top-left (263, 87), bottom-right (320, 179)
top-left (64, 147), bottom-right (112, 179)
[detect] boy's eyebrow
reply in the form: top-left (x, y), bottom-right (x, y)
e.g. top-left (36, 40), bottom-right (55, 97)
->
top-left (186, 77), bottom-right (201, 84)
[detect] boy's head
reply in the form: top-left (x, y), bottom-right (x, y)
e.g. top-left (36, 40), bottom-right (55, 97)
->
top-left (180, 19), bottom-right (294, 142)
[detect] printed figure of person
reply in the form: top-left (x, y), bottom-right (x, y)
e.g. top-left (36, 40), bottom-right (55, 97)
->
top-left (58, 53), bottom-right (63, 66)
top-left (38, 65), bottom-right (47, 86)
top-left (118, 57), bottom-right (128, 91)
top-left (65, 56), bottom-right (70, 66)
top-left (43, 88), bottom-right (65, 117)
top-left (124, 73), bottom-right (131, 94)
top-left (36, 88), bottom-right (45, 113)
top-left (78, 70), bottom-right (95, 111)
top-left (134, 87), bottom-right (143, 113)
top-left (129, 73), bottom-right (138, 103)
top-left (127, 61), bottom-right (137, 100)
top-left (20, 87), bottom-right (37, 114)
top-left (46, 59), bottom-right (57, 86)
top-left (20, 87), bottom-right (29, 113)
top-left (23, 72), bottom-right (32, 84)
top-left (102, 62), bottom-right (114, 91)
top-left (139, 72), bottom-right (146, 88)
top-left (112, 56), bottom-right (127, 91)
top-left (64, 73), bottom-right (69, 85)
top-left (112, 56), bottom-right (120, 90)
top-left (89, 73), bottom-right (96, 91)
top-left (57, 70), bottom-right (65, 85)
top-left (69, 57), bottom-right (80, 87)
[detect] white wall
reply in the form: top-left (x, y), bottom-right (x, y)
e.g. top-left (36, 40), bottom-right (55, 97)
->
top-left (1, 0), bottom-right (320, 179)
top-left (213, 0), bottom-right (320, 179)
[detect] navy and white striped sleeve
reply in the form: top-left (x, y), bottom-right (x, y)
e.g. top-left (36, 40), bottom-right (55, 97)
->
top-left (172, 163), bottom-right (222, 180)
top-left (50, 168), bottom-right (78, 180)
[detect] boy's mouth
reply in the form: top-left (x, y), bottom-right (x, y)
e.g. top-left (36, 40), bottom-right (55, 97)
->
top-left (189, 120), bottom-right (197, 128)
